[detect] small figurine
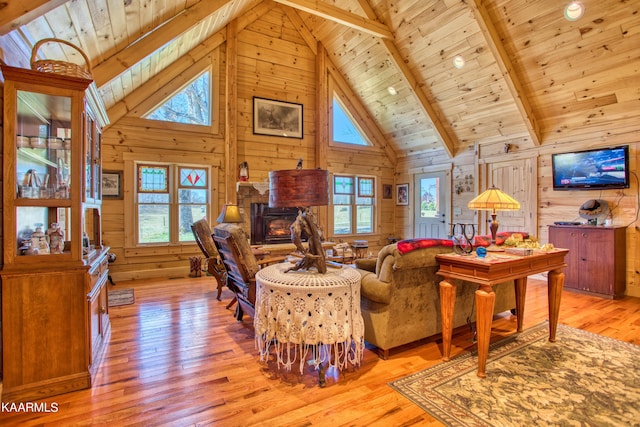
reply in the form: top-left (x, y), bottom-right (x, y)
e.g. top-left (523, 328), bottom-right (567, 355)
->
top-left (31, 224), bottom-right (50, 254)
top-left (47, 222), bottom-right (65, 254)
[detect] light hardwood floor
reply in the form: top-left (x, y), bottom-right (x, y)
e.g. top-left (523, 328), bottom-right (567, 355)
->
top-left (1, 275), bottom-right (638, 426)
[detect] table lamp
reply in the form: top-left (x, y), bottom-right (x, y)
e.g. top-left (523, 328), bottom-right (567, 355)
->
top-left (269, 169), bottom-right (329, 273)
top-left (467, 185), bottom-right (520, 251)
top-left (216, 203), bottom-right (243, 223)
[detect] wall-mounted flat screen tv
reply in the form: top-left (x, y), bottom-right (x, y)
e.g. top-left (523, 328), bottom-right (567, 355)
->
top-left (552, 145), bottom-right (630, 190)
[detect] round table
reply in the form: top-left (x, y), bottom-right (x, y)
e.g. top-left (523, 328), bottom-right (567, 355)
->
top-left (254, 263), bottom-right (364, 381)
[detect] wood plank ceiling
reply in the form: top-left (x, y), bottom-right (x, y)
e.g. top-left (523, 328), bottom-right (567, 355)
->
top-left (1, 0), bottom-right (638, 159)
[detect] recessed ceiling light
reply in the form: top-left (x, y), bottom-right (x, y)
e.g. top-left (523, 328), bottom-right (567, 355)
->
top-left (387, 86), bottom-right (398, 96)
top-left (564, 1), bottom-right (585, 21)
top-left (453, 55), bottom-right (465, 69)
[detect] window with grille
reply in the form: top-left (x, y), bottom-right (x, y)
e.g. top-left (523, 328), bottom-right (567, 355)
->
top-left (333, 175), bottom-right (375, 235)
top-left (136, 163), bottom-right (209, 244)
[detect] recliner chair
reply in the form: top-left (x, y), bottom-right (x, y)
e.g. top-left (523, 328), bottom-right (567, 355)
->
top-left (213, 223), bottom-right (286, 321)
top-left (190, 219), bottom-right (228, 302)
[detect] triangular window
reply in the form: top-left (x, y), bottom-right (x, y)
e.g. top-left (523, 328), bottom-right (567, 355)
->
top-left (332, 96), bottom-right (369, 146)
top-left (145, 71), bottom-right (211, 125)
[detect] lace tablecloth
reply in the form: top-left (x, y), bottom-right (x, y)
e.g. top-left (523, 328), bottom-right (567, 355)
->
top-left (254, 262), bottom-right (364, 373)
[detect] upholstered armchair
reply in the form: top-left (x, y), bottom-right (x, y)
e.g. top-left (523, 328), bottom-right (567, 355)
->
top-left (355, 241), bottom-right (515, 359)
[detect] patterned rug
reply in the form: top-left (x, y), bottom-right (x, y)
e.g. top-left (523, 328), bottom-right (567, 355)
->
top-left (389, 322), bottom-right (640, 427)
top-left (108, 288), bottom-right (135, 307)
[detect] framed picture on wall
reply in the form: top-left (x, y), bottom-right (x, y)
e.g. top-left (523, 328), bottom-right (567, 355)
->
top-left (396, 183), bottom-right (409, 206)
top-left (102, 170), bottom-right (123, 199)
top-left (383, 184), bottom-right (393, 199)
top-left (253, 97), bottom-right (303, 138)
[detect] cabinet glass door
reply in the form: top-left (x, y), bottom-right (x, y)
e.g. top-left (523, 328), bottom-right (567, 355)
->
top-left (16, 206), bottom-right (71, 256)
top-left (84, 113), bottom-right (102, 202)
top-left (16, 90), bottom-right (72, 200)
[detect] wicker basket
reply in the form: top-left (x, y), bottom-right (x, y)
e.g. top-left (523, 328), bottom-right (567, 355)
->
top-left (30, 38), bottom-right (92, 79)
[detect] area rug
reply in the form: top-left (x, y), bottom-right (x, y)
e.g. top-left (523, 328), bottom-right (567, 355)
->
top-left (389, 322), bottom-right (640, 427)
top-left (108, 288), bottom-right (135, 307)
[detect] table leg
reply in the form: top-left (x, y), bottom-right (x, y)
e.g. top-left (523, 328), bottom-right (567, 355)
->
top-left (547, 268), bottom-right (565, 342)
top-left (318, 362), bottom-right (326, 388)
top-left (439, 279), bottom-right (456, 361)
top-left (475, 285), bottom-right (495, 378)
top-left (514, 277), bottom-right (527, 332)
top-left (312, 345), bottom-right (326, 387)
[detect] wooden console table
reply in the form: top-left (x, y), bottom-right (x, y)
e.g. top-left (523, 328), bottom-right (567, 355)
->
top-left (436, 249), bottom-right (569, 377)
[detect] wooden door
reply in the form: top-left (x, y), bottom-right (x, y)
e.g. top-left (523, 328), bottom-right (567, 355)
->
top-left (483, 157), bottom-right (537, 236)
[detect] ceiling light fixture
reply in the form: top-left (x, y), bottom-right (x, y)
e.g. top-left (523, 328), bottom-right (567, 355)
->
top-left (564, 1), bottom-right (585, 21)
top-left (453, 55), bottom-right (465, 69)
top-left (387, 86), bottom-right (398, 95)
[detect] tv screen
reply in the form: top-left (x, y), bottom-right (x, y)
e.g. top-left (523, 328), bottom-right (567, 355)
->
top-left (552, 145), bottom-right (630, 190)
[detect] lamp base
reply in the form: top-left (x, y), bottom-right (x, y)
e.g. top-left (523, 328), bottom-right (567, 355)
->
top-left (285, 207), bottom-right (327, 274)
top-left (485, 244), bottom-right (505, 252)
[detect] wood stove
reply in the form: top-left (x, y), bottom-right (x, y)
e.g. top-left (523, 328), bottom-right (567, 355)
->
top-left (250, 203), bottom-right (307, 245)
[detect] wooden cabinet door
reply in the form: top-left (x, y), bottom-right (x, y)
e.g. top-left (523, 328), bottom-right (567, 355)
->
top-left (580, 229), bottom-right (614, 295)
top-left (89, 288), bottom-right (101, 366)
top-left (548, 226), bottom-right (580, 289)
top-left (99, 281), bottom-right (110, 337)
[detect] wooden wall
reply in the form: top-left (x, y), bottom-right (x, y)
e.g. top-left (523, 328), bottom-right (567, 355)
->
top-left (2, 6), bottom-right (637, 297)
top-left (397, 137), bottom-right (639, 298)
top-left (395, 147), bottom-right (476, 240)
top-left (102, 7), bottom-right (395, 282)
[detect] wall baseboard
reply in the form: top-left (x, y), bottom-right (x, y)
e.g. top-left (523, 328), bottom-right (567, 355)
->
top-left (110, 267), bottom-right (189, 283)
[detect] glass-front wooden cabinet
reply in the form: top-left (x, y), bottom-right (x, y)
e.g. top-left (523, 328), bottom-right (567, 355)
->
top-left (3, 66), bottom-right (108, 264)
top-left (1, 64), bottom-right (111, 401)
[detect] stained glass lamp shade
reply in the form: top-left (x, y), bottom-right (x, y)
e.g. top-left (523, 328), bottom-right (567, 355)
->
top-left (468, 185), bottom-right (520, 251)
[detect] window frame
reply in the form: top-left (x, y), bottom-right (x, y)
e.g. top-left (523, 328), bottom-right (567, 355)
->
top-left (135, 162), bottom-right (210, 245)
top-left (135, 51), bottom-right (221, 135)
top-left (144, 71), bottom-right (213, 127)
top-left (330, 93), bottom-right (372, 147)
top-left (123, 152), bottom-right (219, 255)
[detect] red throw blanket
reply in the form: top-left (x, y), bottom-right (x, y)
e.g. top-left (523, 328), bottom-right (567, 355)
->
top-left (397, 238), bottom-right (453, 254)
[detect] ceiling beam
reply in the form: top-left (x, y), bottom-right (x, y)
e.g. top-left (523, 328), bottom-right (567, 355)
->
top-left (355, 0), bottom-right (457, 158)
top-left (281, 5), bottom-right (318, 55)
top-left (281, 3), bottom-right (398, 164)
top-left (92, 0), bottom-right (233, 88)
top-left (272, 0), bottom-right (393, 39)
top-left (0, 0), bottom-right (68, 35)
top-left (470, 0), bottom-right (541, 146)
